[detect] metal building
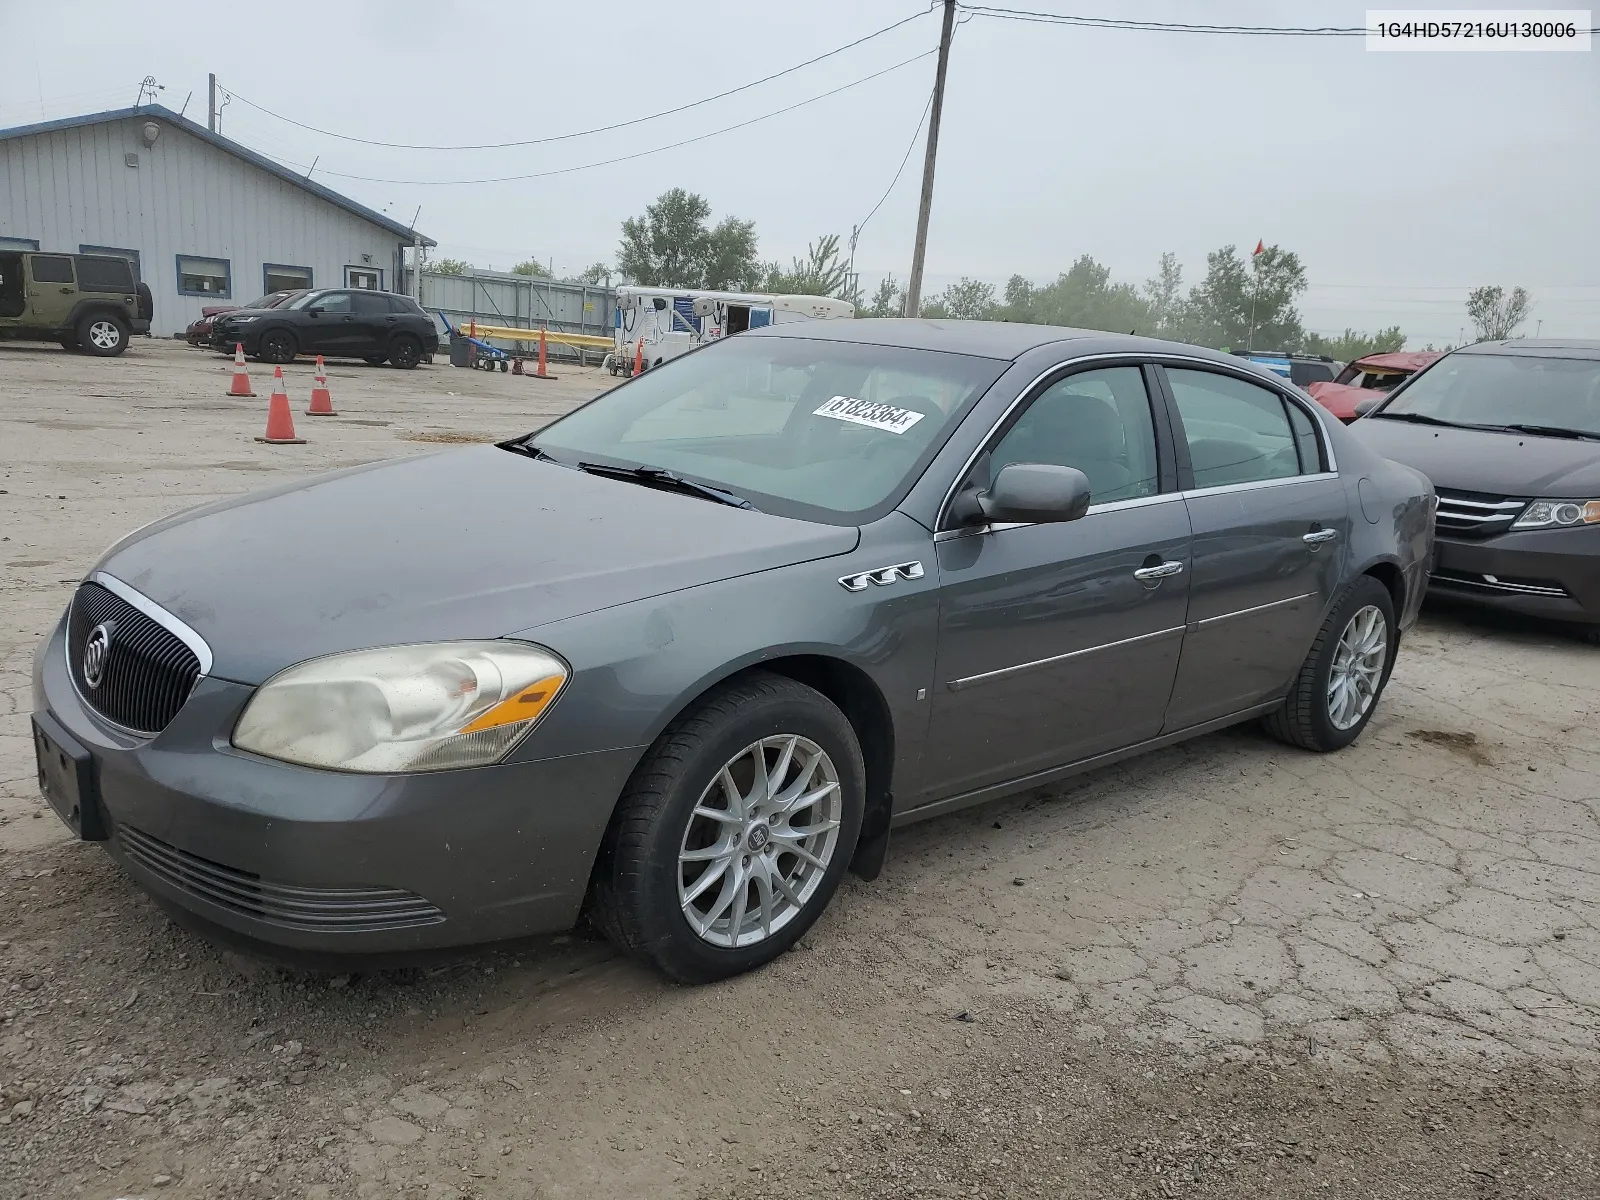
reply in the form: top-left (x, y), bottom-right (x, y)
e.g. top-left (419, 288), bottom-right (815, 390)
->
top-left (0, 104), bottom-right (433, 336)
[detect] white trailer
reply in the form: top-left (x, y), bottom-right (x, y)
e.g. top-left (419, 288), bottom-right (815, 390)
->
top-left (609, 285), bottom-right (854, 375)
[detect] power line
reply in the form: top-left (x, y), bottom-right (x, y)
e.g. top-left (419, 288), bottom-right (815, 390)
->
top-left (294, 51), bottom-right (936, 186)
top-left (856, 89), bottom-right (935, 240)
top-left (957, 4), bottom-right (1366, 36)
top-left (221, 9), bottom-right (932, 153)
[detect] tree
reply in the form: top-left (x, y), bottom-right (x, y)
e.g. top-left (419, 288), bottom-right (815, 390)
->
top-left (511, 259), bottom-right (552, 278)
top-left (1302, 326), bottom-right (1407, 361)
top-left (1142, 252), bottom-right (1186, 340)
top-left (1466, 285), bottom-right (1532, 342)
top-left (925, 277), bottom-right (998, 320)
top-left (763, 234), bottom-right (855, 302)
top-left (864, 274), bottom-right (905, 318)
top-left (430, 258), bottom-right (470, 276)
top-left (617, 188), bottom-right (761, 290)
top-left (1186, 244), bottom-right (1307, 351)
top-left (1001, 255), bottom-right (1151, 334)
top-left (575, 262), bottom-right (611, 286)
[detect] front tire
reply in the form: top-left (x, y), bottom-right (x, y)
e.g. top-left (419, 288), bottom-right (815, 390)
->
top-left (363, 355), bottom-right (387, 366)
top-left (77, 312), bottom-right (128, 356)
top-left (589, 672), bottom-right (865, 983)
top-left (258, 329), bottom-right (296, 364)
top-left (1265, 575), bottom-right (1397, 752)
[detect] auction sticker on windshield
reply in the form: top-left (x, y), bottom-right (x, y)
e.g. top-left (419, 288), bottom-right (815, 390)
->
top-left (813, 396), bottom-right (926, 434)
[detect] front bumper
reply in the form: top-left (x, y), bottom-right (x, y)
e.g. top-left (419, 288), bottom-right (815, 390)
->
top-left (32, 614), bottom-right (637, 956)
top-left (210, 326), bottom-right (257, 354)
top-left (1429, 523), bottom-right (1600, 627)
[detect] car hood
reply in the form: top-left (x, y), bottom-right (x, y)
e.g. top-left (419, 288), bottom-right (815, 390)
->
top-left (1305, 381), bottom-right (1369, 421)
top-left (98, 445), bottom-right (859, 683)
top-left (1349, 418), bottom-right (1600, 496)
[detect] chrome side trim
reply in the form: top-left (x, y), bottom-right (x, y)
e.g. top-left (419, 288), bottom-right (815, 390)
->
top-left (1193, 591), bottom-right (1317, 629)
top-left (1180, 472), bottom-right (1339, 500)
top-left (88, 571), bottom-right (215, 676)
top-left (932, 491), bottom-right (1184, 543)
top-left (946, 625), bottom-right (1185, 692)
top-left (934, 348), bottom-right (1338, 533)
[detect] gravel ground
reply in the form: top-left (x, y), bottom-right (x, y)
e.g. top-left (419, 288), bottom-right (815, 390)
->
top-left (1, 339), bottom-right (1597, 1200)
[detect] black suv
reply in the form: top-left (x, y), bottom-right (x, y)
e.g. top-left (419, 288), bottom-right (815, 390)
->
top-left (211, 288), bottom-right (439, 369)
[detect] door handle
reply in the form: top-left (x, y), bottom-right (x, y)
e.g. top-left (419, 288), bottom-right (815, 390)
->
top-left (1133, 560), bottom-right (1185, 582)
top-left (1303, 528), bottom-right (1339, 547)
top-left (59, 286), bottom-right (73, 294)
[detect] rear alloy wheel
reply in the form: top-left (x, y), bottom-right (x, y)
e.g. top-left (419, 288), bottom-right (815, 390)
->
top-left (589, 672), bottom-right (864, 983)
top-left (1265, 575), bottom-right (1397, 752)
top-left (389, 334), bottom-right (422, 370)
top-left (258, 330), bottom-right (296, 364)
top-left (77, 312), bottom-right (128, 356)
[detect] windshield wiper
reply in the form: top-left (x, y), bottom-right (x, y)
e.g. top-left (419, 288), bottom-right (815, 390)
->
top-left (1494, 423), bottom-right (1600, 442)
top-left (1370, 411), bottom-right (1470, 428)
top-left (576, 462), bottom-right (758, 510)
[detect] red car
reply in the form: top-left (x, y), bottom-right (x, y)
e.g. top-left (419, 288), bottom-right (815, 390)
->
top-left (185, 290), bottom-right (296, 347)
top-left (1306, 350), bottom-right (1444, 422)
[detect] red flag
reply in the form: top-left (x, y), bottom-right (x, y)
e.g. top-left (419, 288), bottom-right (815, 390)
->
top-left (1252, 240), bottom-right (1265, 256)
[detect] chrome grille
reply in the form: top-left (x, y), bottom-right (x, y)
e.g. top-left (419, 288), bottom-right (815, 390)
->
top-left (119, 826), bottom-right (446, 932)
top-left (1433, 489), bottom-right (1529, 539)
top-left (68, 582), bottom-right (201, 734)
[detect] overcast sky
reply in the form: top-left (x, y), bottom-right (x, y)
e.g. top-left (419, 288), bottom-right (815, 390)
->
top-left (2, 1), bottom-right (1595, 346)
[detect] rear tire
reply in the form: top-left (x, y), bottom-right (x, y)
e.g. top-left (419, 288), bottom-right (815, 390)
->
top-left (59, 337), bottom-right (78, 351)
top-left (1265, 575), bottom-right (1397, 752)
top-left (589, 672), bottom-right (865, 983)
top-left (77, 312), bottom-right (128, 356)
top-left (389, 334), bottom-right (422, 369)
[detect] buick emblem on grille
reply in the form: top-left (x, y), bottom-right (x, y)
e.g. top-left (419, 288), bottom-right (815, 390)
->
top-left (82, 624), bottom-right (111, 689)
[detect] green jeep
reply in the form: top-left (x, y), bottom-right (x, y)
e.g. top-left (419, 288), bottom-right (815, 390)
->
top-left (0, 250), bottom-right (152, 356)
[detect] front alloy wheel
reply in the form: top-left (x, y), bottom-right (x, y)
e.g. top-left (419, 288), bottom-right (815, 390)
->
top-left (678, 735), bottom-right (843, 949)
top-left (589, 671), bottom-right (865, 982)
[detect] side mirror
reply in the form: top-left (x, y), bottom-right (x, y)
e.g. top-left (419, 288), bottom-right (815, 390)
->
top-left (954, 462), bottom-right (1092, 526)
top-left (1354, 395), bottom-right (1382, 418)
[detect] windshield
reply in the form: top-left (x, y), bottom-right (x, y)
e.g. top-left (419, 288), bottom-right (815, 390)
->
top-left (528, 335), bottom-right (1007, 523)
top-left (1381, 352), bottom-right (1600, 435)
top-left (243, 291), bottom-right (297, 310)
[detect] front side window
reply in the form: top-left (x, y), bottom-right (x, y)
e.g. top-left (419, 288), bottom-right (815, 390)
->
top-left (177, 255), bottom-right (229, 297)
top-left (264, 264), bottom-right (312, 294)
top-left (1167, 368), bottom-right (1301, 488)
top-left (30, 255), bottom-right (74, 284)
top-left (990, 366), bottom-right (1159, 505)
top-left (294, 291), bottom-right (351, 313)
top-left (1379, 352), bottom-right (1600, 437)
top-left (530, 335), bottom-right (1006, 523)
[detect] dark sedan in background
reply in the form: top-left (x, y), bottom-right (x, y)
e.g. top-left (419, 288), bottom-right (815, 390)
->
top-left (211, 287), bottom-right (439, 368)
top-left (186, 290), bottom-right (295, 346)
top-left (1351, 339), bottom-right (1600, 642)
top-left (33, 321), bottom-right (1433, 982)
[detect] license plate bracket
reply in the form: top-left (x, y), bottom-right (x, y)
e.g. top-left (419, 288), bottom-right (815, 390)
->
top-left (31, 713), bottom-right (107, 841)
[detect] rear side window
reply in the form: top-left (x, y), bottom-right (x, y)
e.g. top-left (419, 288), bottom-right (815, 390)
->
top-left (1290, 361), bottom-right (1336, 387)
top-left (30, 255), bottom-right (74, 284)
top-left (1166, 368), bottom-right (1301, 488)
top-left (1285, 400), bottom-right (1324, 472)
top-left (75, 256), bottom-right (135, 291)
top-left (388, 295), bottom-right (421, 314)
top-left (352, 292), bottom-right (389, 314)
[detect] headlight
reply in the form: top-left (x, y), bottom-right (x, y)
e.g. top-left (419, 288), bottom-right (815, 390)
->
top-left (233, 641), bottom-right (568, 773)
top-left (1511, 499), bottom-right (1600, 530)
top-left (232, 315), bottom-right (258, 324)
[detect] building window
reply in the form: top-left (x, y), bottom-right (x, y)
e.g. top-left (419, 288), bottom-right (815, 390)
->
top-left (263, 264), bottom-right (312, 295)
top-left (80, 244), bottom-right (141, 279)
top-left (177, 255), bottom-right (231, 298)
top-left (345, 266), bottom-right (382, 290)
top-left (0, 236), bottom-right (40, 251)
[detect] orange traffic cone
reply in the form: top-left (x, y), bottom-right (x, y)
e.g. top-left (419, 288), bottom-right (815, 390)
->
top-left (306, 355), bottom-right (336, 415)
top-left (632, 338), bottom-right (644, 377)
top-left (227, 343), bottom-right (255, 397)
top-left (255, 366), bottom-right (306, 444)
top-left (531, 327), bottom-right (558, 380)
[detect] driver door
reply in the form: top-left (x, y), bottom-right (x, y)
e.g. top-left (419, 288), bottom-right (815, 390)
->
top-left (925, 364), bottom-right (1192, 800)
top-left (304, 290), bottom-right (354, 354)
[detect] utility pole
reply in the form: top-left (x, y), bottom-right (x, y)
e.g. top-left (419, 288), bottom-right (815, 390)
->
top-left (904, 0), bottom-right (957, 319)
top-left (208, 73), bottom-right (217, 132)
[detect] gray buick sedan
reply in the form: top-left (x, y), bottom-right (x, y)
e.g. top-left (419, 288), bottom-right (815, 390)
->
top-left (32, 321), bottom-right (1434, 982)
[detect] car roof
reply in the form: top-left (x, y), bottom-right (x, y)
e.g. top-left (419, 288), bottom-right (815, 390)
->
top-left (1352, 350), bottom-right (1443, 372)
top-left (1453, 338), bottom-right (1600, 361)
top-left (742, 317), bottom-right (1255, 366)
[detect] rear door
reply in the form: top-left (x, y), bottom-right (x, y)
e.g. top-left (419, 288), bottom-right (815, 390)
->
top-left (350, 290), bottom-right (395, 354)
top-left (25, 254), bottom-right (77, 330)
top-left (925, 363), bottom-right (1191, 799)
top-left (1157, 364), bottom-right (1350, 730)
